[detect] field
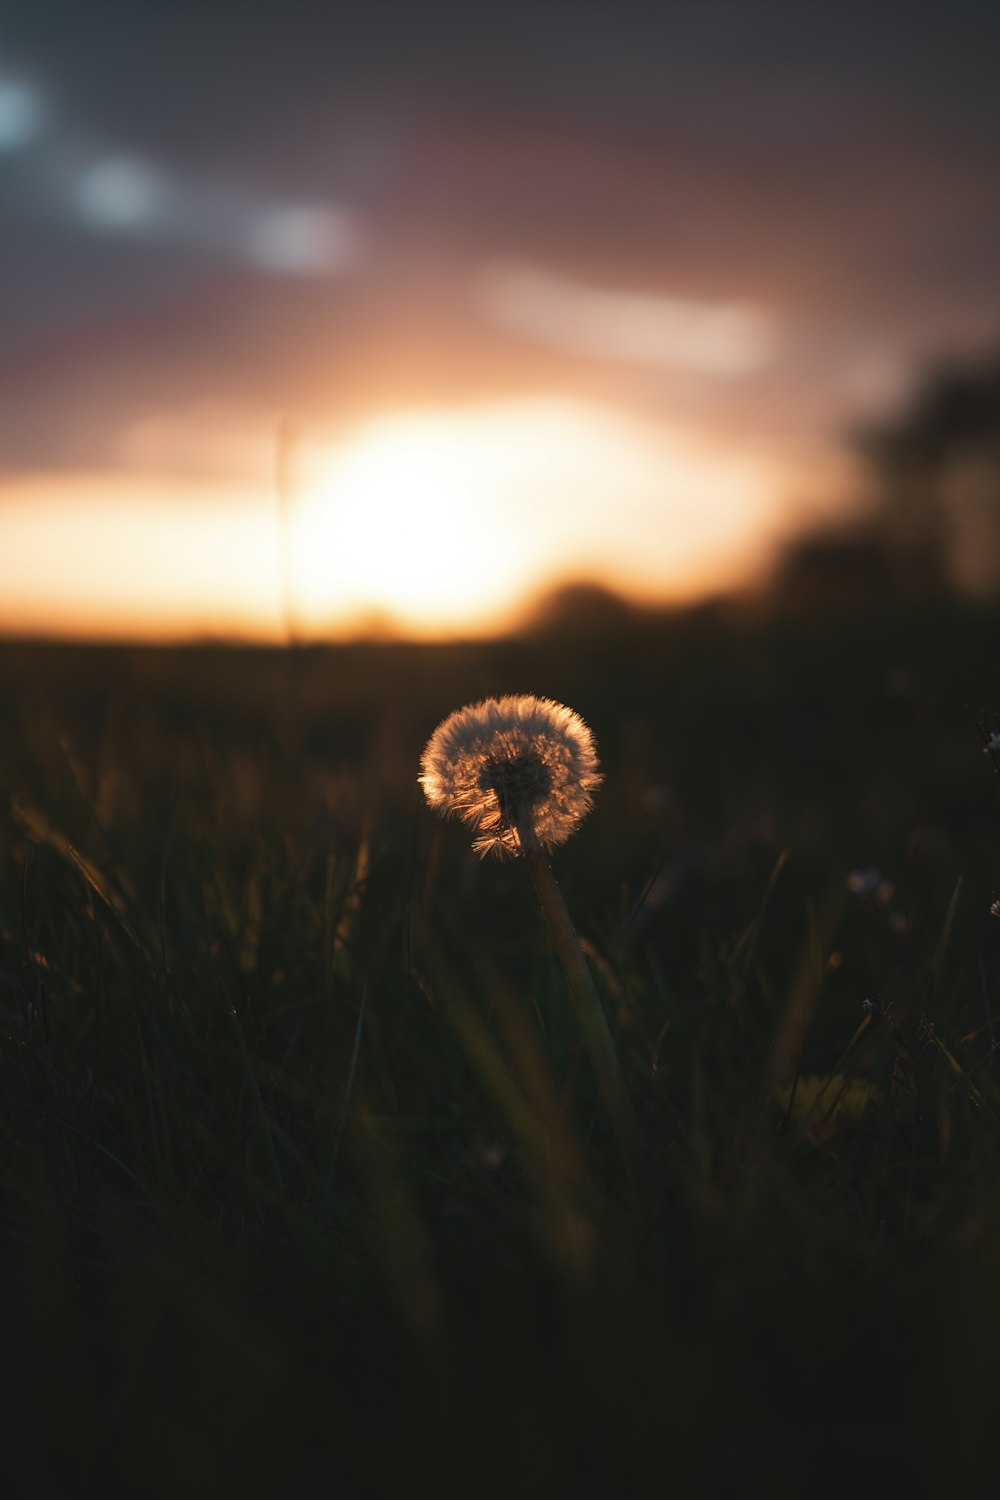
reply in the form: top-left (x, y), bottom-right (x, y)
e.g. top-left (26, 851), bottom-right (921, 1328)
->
top-left (4, 599), bottom-right (1000, 1497)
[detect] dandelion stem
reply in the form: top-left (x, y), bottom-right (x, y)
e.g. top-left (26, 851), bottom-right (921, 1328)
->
top-left (523, 839), bottom-right (645, 1200)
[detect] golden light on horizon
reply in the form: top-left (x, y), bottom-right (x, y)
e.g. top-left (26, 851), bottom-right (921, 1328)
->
top-left (0, 396), bottom-right (800, 642)
top-left (0, 474), bottom-right (283, 641)
top-left (289, 397), bottom-right (790, 634)
top-left (290, 410), bottom-right (526, 633)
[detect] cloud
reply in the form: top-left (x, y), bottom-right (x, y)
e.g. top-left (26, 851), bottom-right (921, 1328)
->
top-left (74, 156), bottom-right (168, 231)
top-left (3, 2), bottom-right (1000, 487)
top-left (244, 205), bottom-right (360, 276)
top-left (477, 261), bottom-right (778, 376)
top-left (68, 149), bottom-right (363, 277)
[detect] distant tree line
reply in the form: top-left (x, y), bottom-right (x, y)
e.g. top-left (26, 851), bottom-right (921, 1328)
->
top-left (775, 345), bottom-right (1000, 604)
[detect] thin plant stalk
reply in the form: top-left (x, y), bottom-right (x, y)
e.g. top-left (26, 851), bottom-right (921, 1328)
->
top-left (521, 823), bottom-right (644, 1200)
top-left (275, 414), bottom-right (300, 648)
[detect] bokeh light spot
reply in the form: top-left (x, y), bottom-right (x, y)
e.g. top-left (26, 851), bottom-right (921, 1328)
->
top-left (0, 77), bottom-right (45, 151)
top-left (74, 157), bottom-right (166, 231)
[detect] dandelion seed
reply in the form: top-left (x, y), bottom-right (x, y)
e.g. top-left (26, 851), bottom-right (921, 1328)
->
top-left (419, 695), bottom-right (602, 858)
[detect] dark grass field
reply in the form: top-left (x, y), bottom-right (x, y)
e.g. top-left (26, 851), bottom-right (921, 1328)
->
top-left (5, 598), bottom-right (1000, 1498)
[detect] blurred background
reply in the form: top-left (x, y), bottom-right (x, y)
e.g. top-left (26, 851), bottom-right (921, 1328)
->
top-left (2, 0), bottom-right (1000, 641)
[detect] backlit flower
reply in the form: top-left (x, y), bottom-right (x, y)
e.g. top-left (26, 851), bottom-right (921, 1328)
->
top-left (419, 694), bottom-right (602, 857)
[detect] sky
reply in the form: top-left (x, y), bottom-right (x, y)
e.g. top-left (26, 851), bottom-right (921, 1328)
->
top-left (2, 0), bottom-right (1000, 638)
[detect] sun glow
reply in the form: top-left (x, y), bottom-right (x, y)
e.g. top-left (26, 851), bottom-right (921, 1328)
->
top-left (0, 474), bottom-right (284, 641)
top-left (290, 413), bottom-right (526, 633)
top-left (289, 397), bottom-right (786, 634)
top-left (0, 397), bottom-right (795, 641)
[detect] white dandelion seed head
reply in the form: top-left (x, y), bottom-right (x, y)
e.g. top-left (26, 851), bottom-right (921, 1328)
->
top-left (419, 694), bottom-right (602, 858)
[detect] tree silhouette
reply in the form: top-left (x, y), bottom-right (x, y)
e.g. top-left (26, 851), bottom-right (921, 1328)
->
top-left (856, 348), bottom-right (1000, 596)
top-left (773, 346), bottom-right (1000, 606)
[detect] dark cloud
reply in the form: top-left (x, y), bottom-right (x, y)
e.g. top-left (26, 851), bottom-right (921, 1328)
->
top-left (2, 0), bottom-right (1000, 476)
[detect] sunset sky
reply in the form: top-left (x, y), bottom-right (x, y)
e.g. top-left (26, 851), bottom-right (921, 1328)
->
top-left (2, 1), bottom-right (1000, 638)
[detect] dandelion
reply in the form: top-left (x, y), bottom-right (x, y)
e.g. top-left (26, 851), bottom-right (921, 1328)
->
top-left (419, 694), bottom-right (602, 858)
top-left (420, 695), bottom-right (644, 1198)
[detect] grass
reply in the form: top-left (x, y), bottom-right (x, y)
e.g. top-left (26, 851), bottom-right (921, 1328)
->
top-left (4, 597), bottom-right (1000, 1497)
